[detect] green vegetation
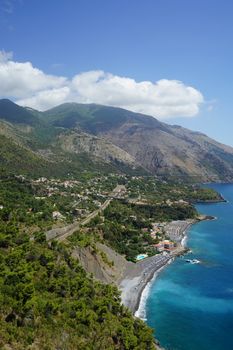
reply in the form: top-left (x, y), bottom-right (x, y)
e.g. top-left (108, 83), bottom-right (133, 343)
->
top-left (0, 240), bottom-right (154, 349)
top-left (1, 130), bottom-right (143, 179)
top-left (91, 200), bottom-right (197, 261)
top-left (0, 99), bottom-right (227, 349)
top-left (0, 176), bottom-right (54, 230)
top-left (0, 178), bottom-right (155, 349)
top-left (42, 103), bottom-right (129, 133)
top-left (0, 99), bottom-right (40, 126)
top-left (125, 176), bottom-right (222, 203)
top-left (0, 134), bottom-right (50, 178)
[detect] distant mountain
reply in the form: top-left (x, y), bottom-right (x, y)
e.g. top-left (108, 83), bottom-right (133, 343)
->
top-left (1, 99), bottom-right (233, 181)
top-left (43, 102), bottom-right (233, 182)
top-left (0, 100), bottom-right (144, 177)
top-left (0, 99), bottom-right (40, 126)
top-left (58, 129), bottom-right (138, 167)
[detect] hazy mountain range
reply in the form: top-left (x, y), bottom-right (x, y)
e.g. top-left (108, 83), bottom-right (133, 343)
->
top-left (1, 98), bottom-right (233, 181)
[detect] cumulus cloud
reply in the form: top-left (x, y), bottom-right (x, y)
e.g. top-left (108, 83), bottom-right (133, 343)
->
top-left (0, 51), bottom-right (204, 119)
top-left (0, 52), bottom-right (66, 99)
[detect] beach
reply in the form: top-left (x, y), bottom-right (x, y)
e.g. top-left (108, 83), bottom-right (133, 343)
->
top-left (119, 219), bottom-right (194, 314)
top-left (143, 184), bottom-right (233, 350)
top-left (119, 215), bottom-right (217, 349)
top-left (119, 253), bottom-right (175, 313)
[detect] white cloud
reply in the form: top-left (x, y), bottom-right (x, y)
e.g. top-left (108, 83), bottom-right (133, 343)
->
top-left (0, 51), bottom-right (66, 99)
top-left (0, 51), bottom-right (204, 119)
top-left (0, 50), bottom-right (13, 62)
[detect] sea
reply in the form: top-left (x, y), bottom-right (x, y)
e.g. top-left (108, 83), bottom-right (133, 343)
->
top-left (144, 183), bottom-right (233, 350)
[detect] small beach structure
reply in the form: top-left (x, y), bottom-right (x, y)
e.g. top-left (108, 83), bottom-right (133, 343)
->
top-left (163, 240), bottom-right (175, 250)
top-left (154, 240), bottom-right (175, 252)
top-left (154, 242), bottom-right (164, 252)
top-left (136, 253), bottom-right (148, 261)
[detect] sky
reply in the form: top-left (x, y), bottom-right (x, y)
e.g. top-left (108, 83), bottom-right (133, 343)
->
top-left (0, 0), bottom-right (233, 146)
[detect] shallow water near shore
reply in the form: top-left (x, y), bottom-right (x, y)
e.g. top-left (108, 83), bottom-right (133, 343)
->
top-left (145, 183), bottom-right (233, 350)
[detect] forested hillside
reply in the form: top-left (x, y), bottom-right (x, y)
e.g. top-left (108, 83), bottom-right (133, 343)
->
top-left (0, 177), bottom-right (155, 349)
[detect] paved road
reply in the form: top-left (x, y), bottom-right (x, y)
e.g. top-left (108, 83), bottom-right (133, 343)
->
top-left (46, 187), bottom-right (123, 242)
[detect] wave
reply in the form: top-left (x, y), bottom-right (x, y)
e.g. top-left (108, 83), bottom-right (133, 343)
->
top-left (135, 264), bottom-right (170, 320)
top-left (181, 235), bottom-right (188, 247)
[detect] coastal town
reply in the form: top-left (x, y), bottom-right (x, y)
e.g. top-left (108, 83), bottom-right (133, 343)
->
top-left (2, 3), bottom-right (233, 348)
top-left (19, 173), bottom-right (214, 320)
top-left (119, 218), bottom-right (194, 313)
top-left (31, 174), bottom-right (196, 259)
top-left (0, 170), bottom-right (223, 350)
top-left (24, 173), bottom-right (217, 321)
top-left (1, 173), bottom-right (217, 315)
top-left (8, 173), bottom-right (217, 263)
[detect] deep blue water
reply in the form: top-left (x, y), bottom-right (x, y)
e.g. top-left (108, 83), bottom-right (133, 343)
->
top-left (145, 184), bottom-right (233, 350)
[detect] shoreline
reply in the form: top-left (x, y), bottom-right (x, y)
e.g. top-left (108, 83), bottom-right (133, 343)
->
top-left (133, 256), bottom-right (175, 317)
top-left (118, 218), bottom-right (203, 350)
top-left (135, 260), bottom-right (173, 320)
top-left (132, 247), bottom-right (186, 315)
top-left (118, 198), bottom-right (223, 349)
top-left (119, 215), bottom-right (214, 315)
top-left (119, 220), bottom-right (193, 314)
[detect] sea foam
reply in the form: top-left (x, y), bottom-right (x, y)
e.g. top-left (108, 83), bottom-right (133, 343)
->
top-left (135, 264), bottom-right (169, 320)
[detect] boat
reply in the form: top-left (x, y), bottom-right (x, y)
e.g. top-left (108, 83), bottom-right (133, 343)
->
top-left (185, 259), bottom-right (200, 264)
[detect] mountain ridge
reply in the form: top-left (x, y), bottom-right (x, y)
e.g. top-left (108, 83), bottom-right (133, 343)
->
top-left (1, 99), bottom-right (233, 182)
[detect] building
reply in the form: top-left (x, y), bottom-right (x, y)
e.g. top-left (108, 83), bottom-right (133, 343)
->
top-left (154, 240), bottom-right (175, 253)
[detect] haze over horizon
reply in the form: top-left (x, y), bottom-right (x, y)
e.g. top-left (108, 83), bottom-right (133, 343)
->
top-left (1, 0), bottom-right (233, 146)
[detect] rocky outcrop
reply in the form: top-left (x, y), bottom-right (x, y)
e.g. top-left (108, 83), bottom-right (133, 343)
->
top-left (58, 130), bottom-right (139, 168)
top-left (72, 242), bottom-right (132, 285)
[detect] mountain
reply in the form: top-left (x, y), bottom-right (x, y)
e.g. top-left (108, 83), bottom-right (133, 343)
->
top-left (58, 129), bottom-right (138, 167)
top-left (0, 100), bottom-right (144, 177)
top-left (0, 99), bottom-right (40, 126)
top-left (43, 103), bottom-right (233, 182)
top-left (1, 99), bottom-right (233, 181)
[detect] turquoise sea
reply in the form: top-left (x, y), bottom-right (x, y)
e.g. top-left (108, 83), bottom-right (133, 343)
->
top-left (145, 184), bottom-right (233, 350)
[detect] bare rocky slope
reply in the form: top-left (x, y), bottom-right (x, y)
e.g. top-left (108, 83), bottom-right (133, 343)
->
top-left (1, 99), bottom-right (233, 181)
top-left (43, 103), bottom-right (233, 182)
top-left (72, 242), bottom-right (132, 285)
top-left (99, 121), bottom-right (233, 181)
top-left (58, 129), bottom-right (139, 168)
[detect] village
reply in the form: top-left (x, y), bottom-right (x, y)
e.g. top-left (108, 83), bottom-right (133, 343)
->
top-left (135, 219), bottom-right (194, 261)
top-left (18, 173), bottom-right (195, 262)
top-left (7, 173), bottom-right (208, 262)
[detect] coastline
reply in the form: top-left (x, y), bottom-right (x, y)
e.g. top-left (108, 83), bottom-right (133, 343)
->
top-left (139, 188), bottom-right (231, 350)
top-left (118, 219), bottom-right (192, 350)
top-left (119, 253), bottom-right (175, 314)
top-left (117, 189), bottom-right (226, 349)
top-left (135, 261), bottom-right (173, 320)
top-left (119, 220), bottom-right (193, 314)
top-left (119, 215), bottom-right (214, 315)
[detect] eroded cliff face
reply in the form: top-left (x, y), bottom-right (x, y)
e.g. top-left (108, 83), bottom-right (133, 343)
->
top-left (58, 130), bottom-right (138, 168)
top-left (72, 242), bottom-right (133, 285)
top-left (44, 102), bottom-right (233, 182)
top-left (97, 121), bottom-right (233, 181)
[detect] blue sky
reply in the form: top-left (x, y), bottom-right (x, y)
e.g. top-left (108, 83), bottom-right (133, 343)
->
top-left (0, 0), bottom-right (233, 146)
